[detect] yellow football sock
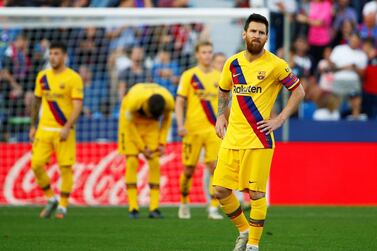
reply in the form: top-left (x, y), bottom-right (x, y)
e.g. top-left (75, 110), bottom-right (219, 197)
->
top-left (32, 165), bottom-right (54, 199)
top-left (219, 193), bottom-right (249, 233)
top-left (248, 197), bottom-right (267, 245)
top-left (179, 173), bottom-right (192, 204)
top-left (59, 166), bottom-right (73, 208)
top-left (125, 156), bottom-right (139, 211)
top-left (59, 193), bottom-right (69, 208)
top-left (149, 184), bottom-right (160, 211)
top-left (148, 157), bottom-right (160, 211)
top-left (209, 175), bottom-right (219, 207)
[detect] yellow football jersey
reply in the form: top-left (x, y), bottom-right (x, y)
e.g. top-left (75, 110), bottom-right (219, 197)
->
top-left (34, 67), bottom-right (84, 128)
top-left (177, 66), bottom-right (220, 134)
top-left (219, 50), bottom-right (300, 149)
top-left (118, 83), bottom-right (175, 148)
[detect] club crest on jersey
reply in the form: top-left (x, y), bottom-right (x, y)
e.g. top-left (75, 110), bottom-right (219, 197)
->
top-left (285, 67), bottom-right (290, 73)
top-left (257, 71), bottom-right (266, 80)
top-left (214, 82), bottom-right (219, 88)
top-left (59, 83), bottom-right (65, 89)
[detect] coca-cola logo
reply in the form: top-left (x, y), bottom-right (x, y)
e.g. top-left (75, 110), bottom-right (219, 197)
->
top-left (0, 143), bottom-right (207, 205)
top-left (2, 146), bottom-right (177, 205)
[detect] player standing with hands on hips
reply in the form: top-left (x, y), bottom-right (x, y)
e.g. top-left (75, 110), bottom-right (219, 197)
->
top-left (212, 14), bottom-right (305, 251)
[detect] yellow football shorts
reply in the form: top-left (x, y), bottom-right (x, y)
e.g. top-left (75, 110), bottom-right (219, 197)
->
top-left (118, 120), bottom-right (159, 156)
top-left (31, 128), bottom-right (76, 167)
top-left (182, 130), bottom-right (220, 166)
top-left (213, 147), bottom-right (274, 192)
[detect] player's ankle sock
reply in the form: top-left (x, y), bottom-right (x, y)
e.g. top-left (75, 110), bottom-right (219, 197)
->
top-left (126, 183), bottom-right (138, 211)
top-left (219, 193), bottom-right (249, 232)
top-left (248, 197), bottom-right (267, 245)
top-left (179, 173), bottom-right (192, 204)
top-left (59, 192), bottom-right (70, 208)
top-left (42, 185), bottom-right (55, 199)
top-left (209, 175), bottom-right (219, 207)
top-left (60, 165), bottom-right (73, 193)
top-left (32, 165), bottom-right (54, 198)
top-left (149, 183), bottom-right (160, 211)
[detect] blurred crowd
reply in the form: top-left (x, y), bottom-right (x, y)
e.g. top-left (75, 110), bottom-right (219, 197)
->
top-left (1, 0), bottom-right (377, 142)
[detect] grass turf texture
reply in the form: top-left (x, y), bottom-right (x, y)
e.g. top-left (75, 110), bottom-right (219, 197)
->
top-left (0, 206), bottom-right (376, 251)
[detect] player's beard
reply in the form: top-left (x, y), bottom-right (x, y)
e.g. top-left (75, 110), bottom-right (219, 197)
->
top-left (246, 39), bottom-right (265, 55)
top-left (50, 61), bottom-right (63, 70)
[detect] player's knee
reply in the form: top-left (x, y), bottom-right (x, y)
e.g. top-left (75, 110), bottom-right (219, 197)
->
top-left (126, 155), bottom-right (138, 168)
top-left (183, 166), bottom-right (195, 178)
top-left (31, 159), bottom-right (45, 171)
top-left (213, 186), bottom-right (232, 200)
top-left (147, 156), bottom-right (160, 168)
top-left (249, 190), bottom-right (265, 200)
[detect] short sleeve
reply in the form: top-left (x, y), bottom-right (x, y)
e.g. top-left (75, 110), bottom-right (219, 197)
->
top-left (164, 90), bottom-right (175, 111)
top-left (276, 60), bottom-right (300, 92)
top-left (34, 71), bottom-right (43, 97)
top-left (71, 74), bottom-right (84, 100)
top-left (177, 71), bottom-right (190, 97)
top-left (219, 58), bottom-right (232, 92)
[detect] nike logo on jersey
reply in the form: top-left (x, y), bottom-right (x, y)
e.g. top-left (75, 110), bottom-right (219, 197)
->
top-left (249, 181), bottom-right (256, 184)
top-left (233, 73), bottom-right (241, 77)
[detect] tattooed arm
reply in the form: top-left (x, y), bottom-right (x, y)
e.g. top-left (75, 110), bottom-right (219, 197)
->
top-left (215, 89), bottom-right (231, 139)
top-left (29, 96), bottom-right (42, 142)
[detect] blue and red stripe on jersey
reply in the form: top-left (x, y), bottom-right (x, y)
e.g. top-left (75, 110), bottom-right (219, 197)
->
top-left (190, 74), bottom-right (217, 126)
top-left (236, 95), bottom-right (273, 148)
top-left (230, 58), bottom-right (247, 85)
top-left (40, 75), bottom-right (67, 126)
top-left (40, 75), bottom-right (50, 90)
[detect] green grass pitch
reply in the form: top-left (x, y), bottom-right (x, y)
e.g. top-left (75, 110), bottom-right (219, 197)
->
top-left (1, 206), bottom-right (376, 251)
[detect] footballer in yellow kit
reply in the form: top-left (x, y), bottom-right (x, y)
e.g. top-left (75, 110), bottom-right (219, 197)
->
top-left (212, 14), bottom-right (305, 251)
top-left (29, 41), bottom-right (83, 219)
top-left (175, 41), bottom-right (223, 220)
top-left (118, 83), bottom-right (174, 219)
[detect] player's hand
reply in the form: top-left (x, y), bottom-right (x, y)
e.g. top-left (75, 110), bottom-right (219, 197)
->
top-left (143, 147), bottom-right (153, 159)
top-left (29, 126), bottom-right (36, 142)
top-left (60, 126), bottom-right (70, 142)
top-left (257, 117), bottom-right (285, 135)
top-left (157, 145), bottom-right (165, 156)
top-left (177, 125), bottom-right (188, 137)
top-left (215, 115), bottom-right (228, 139)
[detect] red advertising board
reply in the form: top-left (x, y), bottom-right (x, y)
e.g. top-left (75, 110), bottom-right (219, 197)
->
top-left (270, 142), bottom-right (377, 205)
top-left (1, 142), bottom-right (377, 206)
top-left (0, 143), bottom-right (206, 206)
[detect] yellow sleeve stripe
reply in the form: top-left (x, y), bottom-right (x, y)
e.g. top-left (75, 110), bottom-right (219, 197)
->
top-left (288, 80), bottom-right (300, 91)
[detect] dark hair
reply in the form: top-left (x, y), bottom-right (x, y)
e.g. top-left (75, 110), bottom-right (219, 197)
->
top-left (349, 31), bottom-right (361, 39)
top-left (363, 37), bottom-right (375, 47)
top-left (148, 94), bottom-right (165, 119)
top-left (244, 13), bottom-right (269, 34)
top-left (49, 41), bottom-right (67, 53)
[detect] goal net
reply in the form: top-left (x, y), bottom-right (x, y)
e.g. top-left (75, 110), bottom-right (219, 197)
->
top-left (0, 7), bottom-right (268, 206)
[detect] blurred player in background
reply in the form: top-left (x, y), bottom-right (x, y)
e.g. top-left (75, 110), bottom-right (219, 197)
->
top-left (212, 52), bottom-right (227, 72)
top-left (213, 14), bottom-right (305, 251)
top-left (175, 41), bottom-right (223, 220)
top-left (29, 41), bottom-right (84, 219)
top-left (118, 83), bottom-right (174, 219)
